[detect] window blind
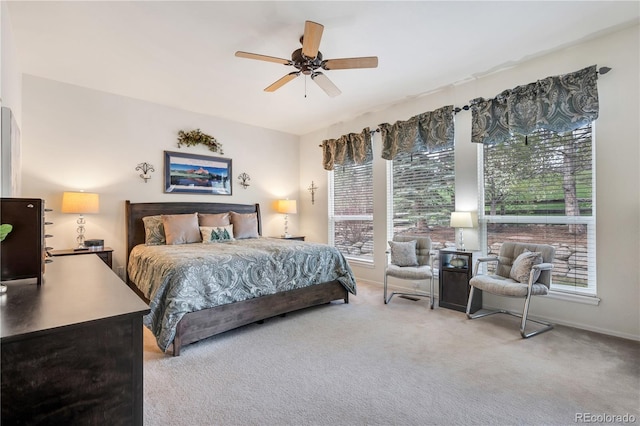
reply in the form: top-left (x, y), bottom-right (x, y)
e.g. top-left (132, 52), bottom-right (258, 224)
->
top-left (390, 149), bottom-right (455, 245)
top-left (481, 124), bottom-right (596, 293)
top-left (330, 162), bottom-right (374, 261)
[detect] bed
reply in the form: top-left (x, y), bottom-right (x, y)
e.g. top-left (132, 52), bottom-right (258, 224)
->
top-left (125, 200), bottom-right (356, 356)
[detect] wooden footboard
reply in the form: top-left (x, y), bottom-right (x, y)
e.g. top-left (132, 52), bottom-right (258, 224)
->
top-left (172, 280), bottom-right (348, 356)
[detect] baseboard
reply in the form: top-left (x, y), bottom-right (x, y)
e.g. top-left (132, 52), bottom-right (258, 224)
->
top-left (554, 322), bottom-right (639, 342)
top-left (463, 301), bottom-right (640, 342)
top-left (361, 279), bottom-right (639, 342)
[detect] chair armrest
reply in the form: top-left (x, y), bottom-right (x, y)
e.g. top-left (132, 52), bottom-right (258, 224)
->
top-left (428, 250), bottom-right (437, 270)
top-left (532, 262), bottom-right (554, 271)
top-left (525, 263), bottom-right (555, 289)
top-left (472, 256), bottom-right (498, 277)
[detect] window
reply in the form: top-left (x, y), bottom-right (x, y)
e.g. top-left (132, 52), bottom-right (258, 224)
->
top-left (329, 162), bottom-right (373, 262)
top-left (480, 124), bottom-right (596, 295)
top-left (389, 149), bottom-right (455, 246)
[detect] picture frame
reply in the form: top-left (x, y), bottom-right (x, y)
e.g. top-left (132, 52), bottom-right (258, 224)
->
top-left (164, 150), bottom-right (232, 195)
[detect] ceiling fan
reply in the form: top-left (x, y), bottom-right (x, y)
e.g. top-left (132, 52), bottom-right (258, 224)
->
top-left (235, 20), bottom-right (378, 97)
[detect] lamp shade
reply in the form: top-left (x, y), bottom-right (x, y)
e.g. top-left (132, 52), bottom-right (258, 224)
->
top-left (61, 191), bottom-right (100, 214)
top-left (276, 199), bottom-right (297, 214)
top-left (450, 211), bottom-right (473, 228)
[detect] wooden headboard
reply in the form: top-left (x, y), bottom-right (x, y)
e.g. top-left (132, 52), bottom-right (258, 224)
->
top-left (125, 201), bottom-right (261, 282)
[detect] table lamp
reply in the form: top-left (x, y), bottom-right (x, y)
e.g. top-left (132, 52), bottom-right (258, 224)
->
top-left (61, 191), bottom-right (100, 250)
top-left (276, 199), bottom-right (297, 238)
top-left (450, 211), bottom-right (473, 251)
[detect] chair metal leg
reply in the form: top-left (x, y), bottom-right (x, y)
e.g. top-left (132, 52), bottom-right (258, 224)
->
top-left (384, 274), bottom-right (390, 304)
top-left (430, 275), bottom-right (434, 309)
top-left (520, 293), bottom-right (553, 338)
top-left (466, 286), bottom-right (553, 338)
top-left (466, 286), bottom-right (488, 318)
top-left (384, 274), bottom-right (433, 307)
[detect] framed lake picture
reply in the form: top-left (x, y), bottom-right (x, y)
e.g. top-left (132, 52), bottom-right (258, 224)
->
top-left (164, 151), bottom-right (232, 195)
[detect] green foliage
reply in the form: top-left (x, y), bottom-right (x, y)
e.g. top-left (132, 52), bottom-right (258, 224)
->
top-left (0, 224), bottom-right (13, 242)
top-left (177, 129), bottom-right (224, 154)
top-left (483, 126), bottom-right (593, 216)
top-left (392, 150), bottom-right (455, 229)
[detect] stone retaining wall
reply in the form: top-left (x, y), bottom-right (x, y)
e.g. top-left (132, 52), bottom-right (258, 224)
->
top-left (347, 238), bottom-right (589, 285)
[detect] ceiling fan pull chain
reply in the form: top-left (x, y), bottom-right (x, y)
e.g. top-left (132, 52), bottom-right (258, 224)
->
top-left (305, 75), bottom-right (307, 98)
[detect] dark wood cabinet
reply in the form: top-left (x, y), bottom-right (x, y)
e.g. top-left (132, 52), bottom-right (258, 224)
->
top-left (50, 246), bottom-right (114, 269)
top-left (1, 255), bottom-right (149, 425)
top-left (439, 249), bottom-right (481, 313)
top-left (0, 198), bottom-right (52, 285)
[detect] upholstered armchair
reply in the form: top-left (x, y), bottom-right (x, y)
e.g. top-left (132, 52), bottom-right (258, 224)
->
top-left (384, 235), bottom-right (435, 309)
top-left (466, 242), bottom-right (555, 338)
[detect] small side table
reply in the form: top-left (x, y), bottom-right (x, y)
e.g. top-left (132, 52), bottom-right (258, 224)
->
top-left (438, 248), bottom-right (481, 313)
top-left (272, 236), bottom-right (305, 241)
top-left (49, 247), bottom-right (114, 269)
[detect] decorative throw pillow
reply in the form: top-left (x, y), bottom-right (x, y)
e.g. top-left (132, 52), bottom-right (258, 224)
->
top-left (200, 225), bottom-right (234, 243)
top-left (142, 215), bottom-right (165, 245)
top-left (230, 211), bottom-right (259, 239)
top-left (198, 212), bottom-right (231, 227)
top-left (509, 249), bottom-right (543, 284)
top-left (388, 240), bottom-right (418, 267)
top-left (162, 213), bottom-right (201, 245)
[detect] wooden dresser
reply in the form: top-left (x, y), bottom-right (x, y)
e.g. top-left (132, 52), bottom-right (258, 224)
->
top-left (1, 255), bottom-right (150, 425)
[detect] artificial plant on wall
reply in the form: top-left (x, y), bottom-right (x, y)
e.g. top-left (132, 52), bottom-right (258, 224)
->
top-left (177, 129), bottom-right (224, 154)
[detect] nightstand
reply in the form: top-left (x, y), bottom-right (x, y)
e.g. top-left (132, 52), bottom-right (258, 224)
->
top-left (49, 247), bottom-right (114, 269)
top-left (438, 248), bottom-right (481, 313)
top-left (272, 236), bottom-right (305, 241)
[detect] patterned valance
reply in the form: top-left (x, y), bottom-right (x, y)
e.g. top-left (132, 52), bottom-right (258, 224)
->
top-left (379, 105), bottom-right (454, 160)
top-left (471, 65), bottom-right (599, 145)
top-left (322, 127), bottom-right (372, 171)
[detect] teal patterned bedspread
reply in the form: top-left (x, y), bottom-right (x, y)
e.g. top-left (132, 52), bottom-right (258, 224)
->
top-left (128, 237), bottom-right (356, 352)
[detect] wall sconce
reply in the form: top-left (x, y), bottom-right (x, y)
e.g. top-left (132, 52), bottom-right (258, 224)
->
top-left (307, 181), bottom-right (318, 205)
top-left (136, 162), bottom-right (155, 183)
top-left (238, 172), bottom-right (251, 189)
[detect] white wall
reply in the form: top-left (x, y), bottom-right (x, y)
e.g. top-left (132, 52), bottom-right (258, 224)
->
top-left (299, 24), bottom-right (640, 340)
top-left (1, 2), bottom-right (22, 122)
top-left (21, 76), bottom-right (300, 278)
top-left (1, 2), bottom-right (23, 196)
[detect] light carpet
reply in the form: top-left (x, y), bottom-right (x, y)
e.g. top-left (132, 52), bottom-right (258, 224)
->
top-left (143, 281), bottom-right (640, 425)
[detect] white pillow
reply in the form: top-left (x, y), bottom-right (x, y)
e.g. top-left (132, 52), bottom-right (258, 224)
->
top-left (200, 225), bottom-right (235, 243)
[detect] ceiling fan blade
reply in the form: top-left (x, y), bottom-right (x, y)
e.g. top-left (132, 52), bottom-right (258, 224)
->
top-left (264, 72), bottom-right (300, 92)
top-left (302, 21), bottom-right (324, 59)
top-left (311, 72), bottom-right (341, 98)
top-left (323, 56), bottom-right (379, 70)
top-left (235, 51), bottom-right (291, 65)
